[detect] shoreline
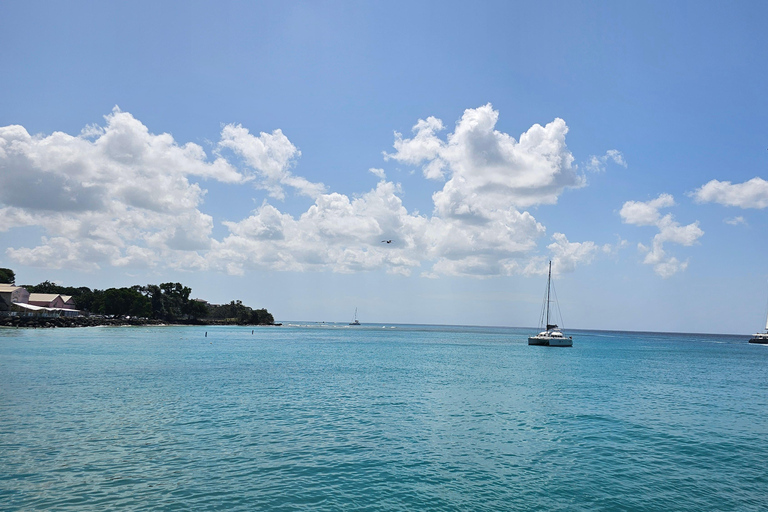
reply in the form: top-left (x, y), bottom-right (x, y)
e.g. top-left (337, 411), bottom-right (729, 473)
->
top-left (0, 316), bottom-right (281, 329)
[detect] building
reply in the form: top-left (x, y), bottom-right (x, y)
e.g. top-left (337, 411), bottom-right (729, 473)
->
top-left (0, 286), bottom-right (79, 318)
top-left (28, 293), bottom-right (76, 309)
top-left (0, 284), bottom-right (30, 311)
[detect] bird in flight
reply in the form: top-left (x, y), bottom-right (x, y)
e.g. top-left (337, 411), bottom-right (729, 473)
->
top-left (381, 240), bottom-right (392, 244)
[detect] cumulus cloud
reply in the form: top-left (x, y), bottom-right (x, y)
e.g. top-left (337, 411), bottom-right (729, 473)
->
top-left (383, 104), bottom-right (597, 277)
top-left (547, 233), bottom-right (599, 274)
top-left (619, 193), bottom-right (675, 226)
top-left (585, 149), bottom-right (627, 173)
top-left (0, 108), bottom-right (234, 269)
top-left (213, 180), bottom-right (430, 276)
top-left (690, 177), bottom-right (768, 209)
top-left (217, 124), bottom-right (325, 199)
top-left (620, 194), bottom-right (703, 277)
top-left (386, 104), bottom-right (585, 209)
top-left (384, 116), bottom-right (446, 179)
top-left (1, 106), bottom-right (603, 278)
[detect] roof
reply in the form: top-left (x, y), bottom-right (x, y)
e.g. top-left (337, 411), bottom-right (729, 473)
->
top-left (28, 293), bottom-right (63, 302)
top-left (12, 302), bottom-right (80, 313)
top-left (13, 302), bottom-right (48, 311)
top-left (0, 284), bottom-right (22, 293)
top-left (61, 295), bottom-right (73, 303)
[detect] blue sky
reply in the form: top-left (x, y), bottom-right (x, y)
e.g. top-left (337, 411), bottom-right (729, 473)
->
top-left (1, 1), bottom-right (767, 333)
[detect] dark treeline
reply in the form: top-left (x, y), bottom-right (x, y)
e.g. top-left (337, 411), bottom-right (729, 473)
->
top-left (21, 280), bottom-right (275, 324)
top-left (207, 300), bottom-right (274, 325)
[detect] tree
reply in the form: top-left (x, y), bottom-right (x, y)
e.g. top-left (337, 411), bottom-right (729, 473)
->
top-left (206, 300), bottom-right (274, 324)
top-left (0, 268), bottom-right (15, 284)
top-left (140, 284), bottom-right (167, 319)
top-left (90, 288), bottom-right (151, 317)
top-left (187, 300), bottom-right (209, 320)
top-left (137, 282), bottom-right (198, 320)
top-left (26, 280), bottom-right (59, 293)
top-left (249, 308), bottom-right (274, 325)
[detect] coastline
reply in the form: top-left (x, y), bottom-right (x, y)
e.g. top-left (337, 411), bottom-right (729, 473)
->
top-left (0, 316), bottom-right (281, 329)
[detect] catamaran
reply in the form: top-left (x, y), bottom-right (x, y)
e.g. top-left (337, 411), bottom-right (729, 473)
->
top-left (349, 308), bottom-right (361, 326)
top-left (528, 261), bottom-right (573, 347)
top-left (749, 302), bottom-right (768, 344)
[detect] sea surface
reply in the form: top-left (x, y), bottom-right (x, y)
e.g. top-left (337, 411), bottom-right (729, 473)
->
top-left (1, 323), bottom-right (767, 511)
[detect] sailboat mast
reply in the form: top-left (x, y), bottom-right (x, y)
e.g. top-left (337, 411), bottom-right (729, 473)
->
top-left (546, 261), bottom-right (551, 329)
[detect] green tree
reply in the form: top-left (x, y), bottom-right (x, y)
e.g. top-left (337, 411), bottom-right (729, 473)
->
top-left (159, 282), bottom-right (191, 320)
top-left (26, 280), bottom-right (60, 293)
top-left (249, 308), bottom-right (274, 325)
top-left (140, 284), bottom-right (166, 319)
top-left (187, 300), bottom-right (209, 319)
top-left (102, 288), bottom-right (151, 317)
top-left (73, 288), bottom-right (96, 311)
top-left (0, 268), bottom-right (15, 284)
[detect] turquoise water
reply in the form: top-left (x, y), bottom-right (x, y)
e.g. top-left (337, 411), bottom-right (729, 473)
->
top-left (1, 323), bottom-right (767, 511)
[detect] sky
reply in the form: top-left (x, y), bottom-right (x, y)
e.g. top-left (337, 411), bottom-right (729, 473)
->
top-left (1, 1), bottom-right (767, 334)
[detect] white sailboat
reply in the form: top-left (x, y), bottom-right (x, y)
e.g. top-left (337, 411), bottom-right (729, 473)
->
top-left (349, 308), bottom-right (361, 326)
top-left (528, 261), bottom-right (572, 347)
top-left (749, 301), bottom-right (768, 344)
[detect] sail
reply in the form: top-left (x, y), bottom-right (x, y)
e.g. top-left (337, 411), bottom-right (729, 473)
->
top-left (546, 324), bottom-right (558, 330)
top-left (765, 310), bottom-right (768, 330)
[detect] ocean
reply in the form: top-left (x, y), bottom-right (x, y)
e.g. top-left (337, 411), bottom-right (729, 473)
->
top-left (1, 323), bottom-right (766, 511)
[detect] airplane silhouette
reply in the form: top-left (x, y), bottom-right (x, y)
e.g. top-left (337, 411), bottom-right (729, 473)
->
top-left (381, 240), bottom-right (392, 244)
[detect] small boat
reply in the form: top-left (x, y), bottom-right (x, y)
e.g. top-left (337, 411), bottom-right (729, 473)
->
top-left (749, 299), bottom-right (768, 344)
top-left (528, 261), bottom-right (572, 347)
top-left (349, 308), bottom-right (361, 326)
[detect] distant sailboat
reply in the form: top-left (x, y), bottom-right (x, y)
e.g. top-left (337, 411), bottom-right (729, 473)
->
top-left (749, 296), bottom-right (768, 344)
top-left (349, 308), bottom-right (361, 326)
top-left (528, 261), bottom-right (573, 347)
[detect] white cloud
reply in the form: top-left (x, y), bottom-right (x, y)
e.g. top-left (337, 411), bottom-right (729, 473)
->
top-left (217, 123), bottom-right (325, 200)
top-left (0, 108), bottom-right (233, 269)
top-left (384, 116), bottom-right (446, 179)
top-left (6, 237), bottom-right (106, 271)
top-left (212, 105), bottom-right (593, 278)
top-left (638, 239), bottom-right (688, 279)
top-left (724, 216), bottom-right (746, 226)
top-left (369, 167), bottom-right (386, 179)
top-left (547, 233), bottom-right (598, 274)
top-left (213, 181), bottom-right (427, 276)
top-left (386, 104), bottom-right (585, 209)
top-left (619, 193), bottom-right (675, 226)
top-left (586, 149), bottom-right (627, 173)
top-left (601, 236), bottom-right (629, 255)
top-left (1, 106), bottom-right (601, 279)
top-left (690, 177), bottom-right (768, 209)
top-left (620, 194), bottom-right (703, 277)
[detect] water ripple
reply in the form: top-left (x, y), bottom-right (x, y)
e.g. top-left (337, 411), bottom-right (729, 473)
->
top-left (1, 325), bottom-right (767, 510)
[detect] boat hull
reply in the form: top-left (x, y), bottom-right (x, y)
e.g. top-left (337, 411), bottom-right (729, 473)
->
top-left (749, 334), bottom-right (768, 344)
top-left (528, 336), bottom-right (573, 347)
